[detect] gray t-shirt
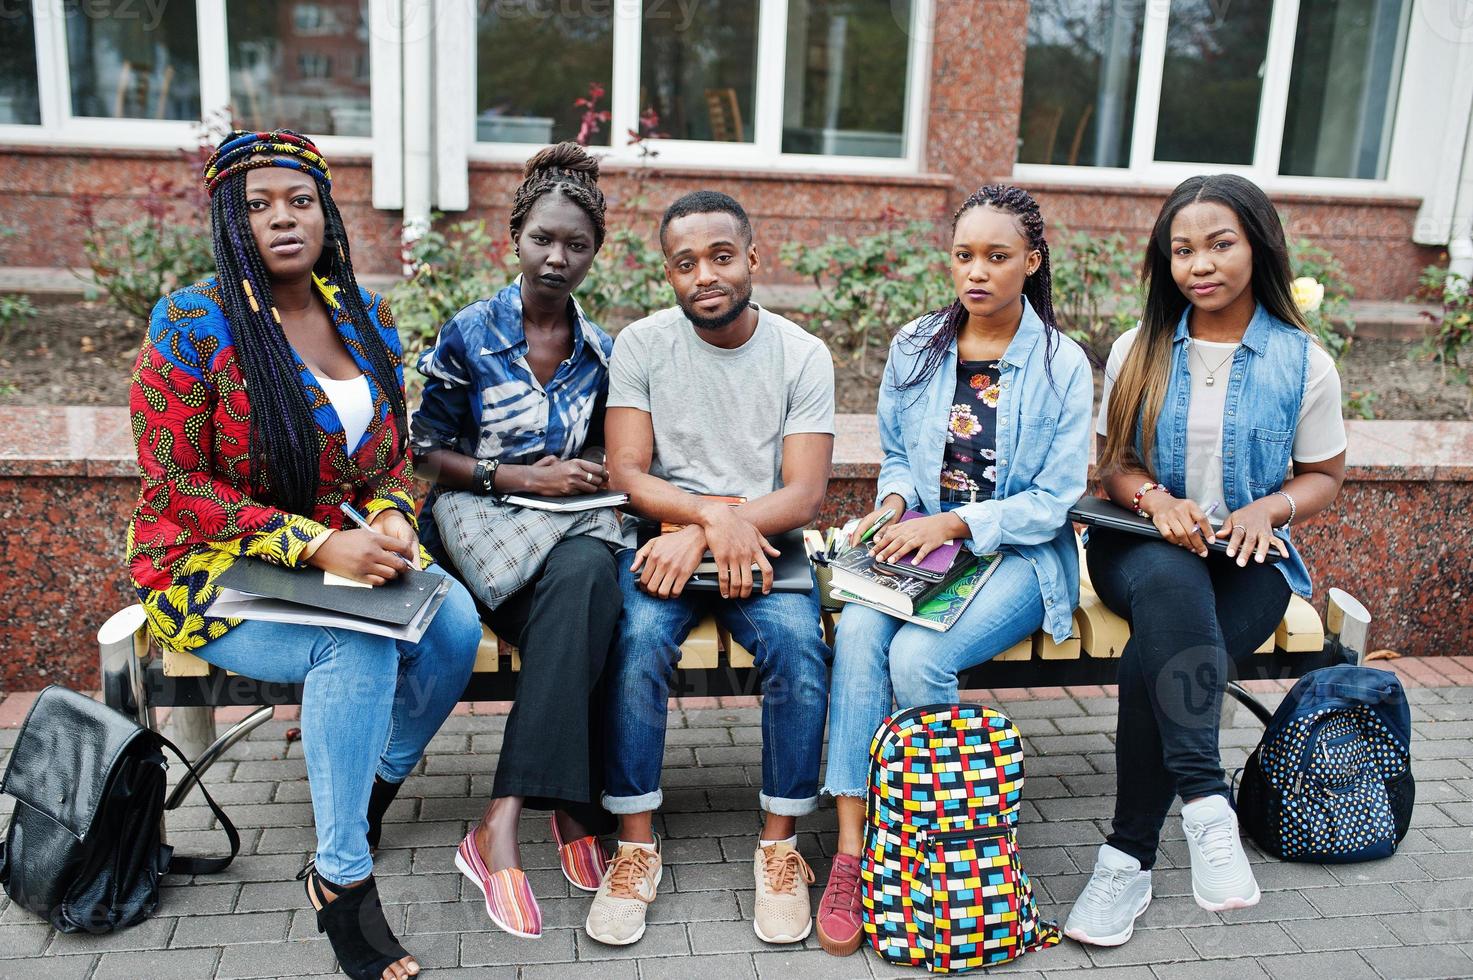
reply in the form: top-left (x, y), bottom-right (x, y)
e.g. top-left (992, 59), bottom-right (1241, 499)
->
top-left (607, 303), bottom-right (835, 503)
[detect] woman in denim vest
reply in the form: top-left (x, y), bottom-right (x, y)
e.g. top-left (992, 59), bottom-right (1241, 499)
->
top-left (814, 185), bottom-right (1093, 956)
top-left (1066, 175), bottom-right (1346, 947)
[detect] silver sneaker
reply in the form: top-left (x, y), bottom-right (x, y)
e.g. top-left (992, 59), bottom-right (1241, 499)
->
top-left (1181, 794), bottom-right (1260, 912)
top-left (1063, 844), bottom-right (1152, 947)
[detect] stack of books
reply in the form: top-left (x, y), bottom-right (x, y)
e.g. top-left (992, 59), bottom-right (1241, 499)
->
top-left (821, 512), bottom-right (1001, 632)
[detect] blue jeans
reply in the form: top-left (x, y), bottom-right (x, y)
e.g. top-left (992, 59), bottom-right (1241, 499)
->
top-left (602, 551), bottom-right (832, 817)
top-left (822, 548), bottom-right (1046, 798)
top-left (194, 574), bottom-right (481, 885)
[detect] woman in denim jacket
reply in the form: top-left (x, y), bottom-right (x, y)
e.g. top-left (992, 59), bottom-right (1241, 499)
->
top-left (1065, 175), bottom-right (1346, 947)
top-left (815, 185), bottom-right (1093, 956)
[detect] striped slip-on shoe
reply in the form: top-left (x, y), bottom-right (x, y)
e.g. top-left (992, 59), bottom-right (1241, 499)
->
top-left (455, 831), bottom-right (542, 939)
top-left (551, 815), bottom-right (608, 892)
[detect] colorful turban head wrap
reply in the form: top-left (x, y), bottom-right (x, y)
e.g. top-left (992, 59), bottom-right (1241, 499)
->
top-left (202, 129), bottom-right (332, 197)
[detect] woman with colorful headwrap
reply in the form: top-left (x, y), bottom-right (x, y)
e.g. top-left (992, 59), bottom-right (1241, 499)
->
top-left (126, 130), bottom-right (481, 980)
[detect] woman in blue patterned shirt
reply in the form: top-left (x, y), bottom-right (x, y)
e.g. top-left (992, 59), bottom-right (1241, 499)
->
top-left (410, 143), bottom-right (621, 938)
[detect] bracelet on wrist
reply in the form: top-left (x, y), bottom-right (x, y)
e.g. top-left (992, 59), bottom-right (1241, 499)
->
top-left (1273, 489), bottom-right (1297, 528)
top-left (471, 457), bottom-right (500, 496)
top-left (1133, 481), bottom-right (1166, 518)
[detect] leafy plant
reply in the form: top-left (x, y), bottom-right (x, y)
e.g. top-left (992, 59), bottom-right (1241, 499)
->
top-left (779, 211), bottom-right (952, 378)
top-left (391, 217), bottom-right (517, 357)
top-left (1414, 265), bottom-right (1473, 413)
top-left (74, 141), bottom-right (216, 323)
top-left (0, 224), bottom-right (38, 349)
top-left (1287, 236), bottom-right (1356, 362)
top-left (1050, 229), bottom-right (1143, 363)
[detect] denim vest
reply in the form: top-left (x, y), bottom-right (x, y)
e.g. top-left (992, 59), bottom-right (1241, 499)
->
top-left (876, 297), bottom-right (1094, 642)
top-left (1146, 304), bottom-right (1313, 597)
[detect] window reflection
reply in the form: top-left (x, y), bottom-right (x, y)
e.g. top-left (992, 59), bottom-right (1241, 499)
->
top-left (228, 0), bottom-right (371, 137)
top-left (1153, 0), bottom-right (1272, 165)
top-left (477, 2), bottom-right (614, 145)
top-left (640, 0), bottom-right (759, 143)
top-left (0, 0), bottom-right (40, 125)
top-left (67, 0), bottom-right (201, 121)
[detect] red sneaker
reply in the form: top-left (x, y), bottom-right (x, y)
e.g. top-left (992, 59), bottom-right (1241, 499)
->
top-left (815, 852), bottom-right (865, 956)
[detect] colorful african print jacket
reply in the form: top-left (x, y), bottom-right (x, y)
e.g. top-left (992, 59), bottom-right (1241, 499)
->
top-left (126, 277), bottom-right (417, 654)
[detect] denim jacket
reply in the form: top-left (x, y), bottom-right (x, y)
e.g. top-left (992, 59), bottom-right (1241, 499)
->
top-left (875, 297), bottom-right (1093, 643)
top-left (1147, 304), bottom-right (1314, 597)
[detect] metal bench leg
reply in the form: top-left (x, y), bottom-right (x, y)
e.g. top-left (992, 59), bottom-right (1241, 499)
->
top-left (171, 706), bottom-right (218, 761)
top-left (98, 605), bottom-right (155, 733)
top-left (1326, 588), bottom-right (1372, 665)
top-left (164, 705), bottom-right (275, 810)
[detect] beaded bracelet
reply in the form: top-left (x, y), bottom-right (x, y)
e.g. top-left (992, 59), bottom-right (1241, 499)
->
top-left (1133, 481), bottom-right (1166, 518)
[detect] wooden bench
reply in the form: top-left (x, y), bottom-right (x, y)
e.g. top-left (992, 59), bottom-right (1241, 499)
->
top-left (99, 543), bottom-right (1367, 812)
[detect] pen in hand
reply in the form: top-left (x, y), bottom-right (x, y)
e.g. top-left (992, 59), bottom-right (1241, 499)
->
top-left (340, 501), bottom-right (417, 569)
top-left (856, 508), bottom-right (897, 549)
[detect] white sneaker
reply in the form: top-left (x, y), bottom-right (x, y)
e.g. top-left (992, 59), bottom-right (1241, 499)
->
top-left (1181, 795), bottom-right (1260, 912)
top-left (585, 840), bottom-right (662, 946)
top-left (1063, 844), bottom-right (1152, 946)
top-left (752, 842), bottom-right (816, 944)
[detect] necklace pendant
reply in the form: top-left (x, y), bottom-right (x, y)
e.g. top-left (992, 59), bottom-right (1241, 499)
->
top-left (1205, 375), bottom-right (1215, 387)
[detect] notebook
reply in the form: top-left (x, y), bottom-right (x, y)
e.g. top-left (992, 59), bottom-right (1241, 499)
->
top-left (501, 490), bottom-right (629, 513)
top-left (209, 558), bottom-right (451, 641)
top-left (828, 544), bottom-right (980, 618)
top-left (633, 525), bottom-right (815, 593)
top-left (1068, 495), bottom-right (1282, 564)
top-left (832, 554), bottom-right (1002, 632)
top-left (868, 509), bottom-right (969, 582)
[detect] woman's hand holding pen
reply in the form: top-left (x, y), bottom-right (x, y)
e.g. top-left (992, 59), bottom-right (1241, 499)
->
top-left (1141, 490), bottom-right (1213, 557)
top-left (527, 454), bottom-right (609, 497)
top-left (1215, 499), bottom-right (1290, 566)
top-left (850, 494), bottom-right (909, 549)
top-left (308, 529), bottom-right (419, 586)
top-left (371, 509), bottom-right (420, 569)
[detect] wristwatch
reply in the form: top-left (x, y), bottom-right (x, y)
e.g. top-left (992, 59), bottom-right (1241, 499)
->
top-left (471, 457), bottom-right (500, 496)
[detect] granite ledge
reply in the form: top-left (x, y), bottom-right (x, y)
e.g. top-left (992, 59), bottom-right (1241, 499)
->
top-left (1, 407), bottom-right (1469, 482)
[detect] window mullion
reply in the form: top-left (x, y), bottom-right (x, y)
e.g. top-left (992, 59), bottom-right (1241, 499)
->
top-left (905, 0), bottom-right (935, 170)
top-left (1252, 0), bottom-right (1300, 180)
top-left (1130, 0), bottom-right (1169, 171)
top-left (610, 1), bottom-right (641, 158)
top-left (196, 0), bottom-right (230, 123)
top-left (33, 0), bottom-right (68, 130)
top-left (433, 0), bottom-right (474, 211)
top-left (753, 0), bottom-right (789, 158)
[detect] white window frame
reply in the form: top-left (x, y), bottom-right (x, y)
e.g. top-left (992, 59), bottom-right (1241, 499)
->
top-left (0, 0), bottom-right (375, 161)
top-left (1012, 0), bottom-right (1414, 197)
top-left (458, 0), bottom-right (934, 179)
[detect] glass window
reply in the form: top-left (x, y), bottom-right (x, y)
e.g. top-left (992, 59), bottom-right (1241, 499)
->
top-left (1019, 1), bottom-right (1143, 168)
top-left (0, 1), bottom-right (40, 125)
top-left (1280, 0), bottom-right (1408, 179)
top-left (1153, 0), bottom-right (1272, 165)
top-left (228, 1), bottom-right (371, 137)
top-left (476, 2), bottom-right (614, 146)
top-left (66, 0), bottom-right (201, 121)
top-left (641, 0), bottom-right (759, 143)
top-left (781, 0), bottom-right (910, 158)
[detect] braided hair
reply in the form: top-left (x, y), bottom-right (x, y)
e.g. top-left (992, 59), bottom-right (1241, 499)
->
top-left (509, 141), bottom-right (607, 249)
top-left (896, 184), bottom-right (1059, 392)
top-left (205, 129), bottom-right (407, 516)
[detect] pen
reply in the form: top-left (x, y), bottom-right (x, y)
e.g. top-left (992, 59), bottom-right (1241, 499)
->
top-left (340, 501), bottom-right (416, 569)
top-left (858, 508), bottom-right (896, 547)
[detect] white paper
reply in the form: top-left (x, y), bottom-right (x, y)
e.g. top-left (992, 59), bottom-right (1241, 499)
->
top-left (323, 570), bottom-right (373, 588)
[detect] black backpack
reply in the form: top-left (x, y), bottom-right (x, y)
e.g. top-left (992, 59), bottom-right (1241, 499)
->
top-left (0, 685), bottom-right (239, 933)
top-left (1232, 666), bottom-right (1414, 863)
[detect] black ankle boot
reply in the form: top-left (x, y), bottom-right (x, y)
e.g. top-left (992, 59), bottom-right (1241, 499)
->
top-left (366, 776), bottom-right (403, 852)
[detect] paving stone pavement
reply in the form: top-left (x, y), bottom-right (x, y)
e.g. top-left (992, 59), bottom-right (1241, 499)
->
top-left (1, 679), bottom-right (1471, 980)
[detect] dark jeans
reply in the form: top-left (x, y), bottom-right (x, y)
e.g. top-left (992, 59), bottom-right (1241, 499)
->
top-left (1086, 528), bottom-right (1291, 869)
top-left (485, 534), bottom-right (621, 835)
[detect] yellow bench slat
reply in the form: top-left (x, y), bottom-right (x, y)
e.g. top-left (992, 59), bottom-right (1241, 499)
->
top-left (1076, 585), bottom-right (1128, 659)
top-left (162, 647), bottom-right (211, 677)
top-left (678, 619), bottom-right (722, 669)
top-left (1034, 625), bottom-right (1081, 660)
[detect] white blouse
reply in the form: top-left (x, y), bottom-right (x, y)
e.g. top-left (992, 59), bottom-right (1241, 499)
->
top-left (313, 372), bottom-right (374, 452)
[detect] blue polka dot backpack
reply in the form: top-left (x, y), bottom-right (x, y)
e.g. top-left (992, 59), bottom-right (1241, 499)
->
top-left (1233, 665), bottom-right (1414, 863)
top-left (860, 703), bottom-right (1060, 973)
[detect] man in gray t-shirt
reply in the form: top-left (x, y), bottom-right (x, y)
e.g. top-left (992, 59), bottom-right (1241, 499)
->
top-left (587, 192), bottom-right (834, 949)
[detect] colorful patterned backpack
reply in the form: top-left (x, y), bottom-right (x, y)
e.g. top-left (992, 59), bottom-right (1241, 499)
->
top-left (860, 703), bottom-right (1060, 973)
top-left (1233, 665), bottom-right (1414, 863)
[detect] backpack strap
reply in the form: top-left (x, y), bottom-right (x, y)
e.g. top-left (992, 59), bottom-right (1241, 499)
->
top-left (154, 733), bottom-right (241, 876)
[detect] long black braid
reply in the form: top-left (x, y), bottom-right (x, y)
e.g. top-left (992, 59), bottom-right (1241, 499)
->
top-left (209, 170), bottom-right (407, 516)
top-left (897, 184), bottom-right (1060, 392)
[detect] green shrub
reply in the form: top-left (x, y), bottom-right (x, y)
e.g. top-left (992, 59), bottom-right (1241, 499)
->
top-left (1050, 229), bottom-right (1143, 363)
top-left (778, 217), bottom-right (952, 378)
top-left (1415, 265), bottom-right (1473, 412)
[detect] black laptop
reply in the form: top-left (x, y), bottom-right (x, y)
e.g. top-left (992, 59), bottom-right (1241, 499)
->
top-left (1069, 495), bottom-right (1283, 564)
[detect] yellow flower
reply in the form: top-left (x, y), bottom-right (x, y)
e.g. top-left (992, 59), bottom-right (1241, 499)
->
top-left (1291, 276), bottom-right (1324, 314)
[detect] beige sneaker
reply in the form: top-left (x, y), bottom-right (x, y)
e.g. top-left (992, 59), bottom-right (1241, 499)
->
top-left (584, 841), bottom-right (662, 946)
top-left (752, 842), bottom-right (816, 944)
